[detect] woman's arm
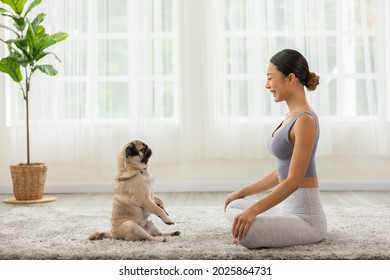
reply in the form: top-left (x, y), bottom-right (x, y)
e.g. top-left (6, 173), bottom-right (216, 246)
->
top-left (232, 113), bottom-right (317, 240)
top-left (237, 170), bottom-right (280, 197)
top-left (224, 170), bottom-right (279, 211)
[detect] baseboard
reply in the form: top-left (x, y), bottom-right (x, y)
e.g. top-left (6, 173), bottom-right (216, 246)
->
top-left (1, 180), bottom-right (390, 194)
top-left (319, 180), bottom-right (390, 191)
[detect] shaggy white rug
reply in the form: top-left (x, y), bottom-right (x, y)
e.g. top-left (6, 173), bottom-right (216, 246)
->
top-left (0, 205), bottom-right (389, 260)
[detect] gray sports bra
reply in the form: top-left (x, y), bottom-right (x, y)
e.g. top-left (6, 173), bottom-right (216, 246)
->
top-left (268, 110), bottom-right (319, 179)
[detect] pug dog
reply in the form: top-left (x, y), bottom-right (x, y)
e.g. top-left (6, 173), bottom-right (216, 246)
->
top-left (89, 140), bottom-right (180, 242)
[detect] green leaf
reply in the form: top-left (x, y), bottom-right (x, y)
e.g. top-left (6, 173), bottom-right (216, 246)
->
top-left (33, 64), bottom-right (57, 76)
top-left (34, 51), bottom-right (61, 63)
top-left (32, 31), bottom-right (68, 58)
top-left (0, 7), bottom-right (11, 13)
top-left (0, 56), bottom-right (22, 82)
top-left (0, 22), bottom-right (19, 35)
top-left (35, 24), bottom-right (45, 38)
top-left (6, 53), bottom-right (30, 66)
top-left (12, 15), bottom-right (26, 31)
top-left (31, 12), bottom-right (45, 30)
top-left (25, 17), bottom-right (37, 54)
top-left (23, 0), bottom-right (42, 17)
top-left (9, 37), bottom-right (34, 61)
top-left (0, 0), bottom-right (28, 15)
top-left (51, 32), bottom-right (68, 43)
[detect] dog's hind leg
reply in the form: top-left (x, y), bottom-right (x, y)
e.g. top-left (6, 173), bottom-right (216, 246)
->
top-left (113, 220), bottom-right (166, 242)
top-left (145, 220), bottom-right (181, 237)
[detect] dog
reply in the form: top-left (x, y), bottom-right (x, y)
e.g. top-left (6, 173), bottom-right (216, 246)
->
top-left (89, 140), bottom-right (180, 242)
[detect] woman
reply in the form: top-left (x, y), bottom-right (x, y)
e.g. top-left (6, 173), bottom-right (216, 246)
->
top-left (224, 49), bottom-right (327, 248)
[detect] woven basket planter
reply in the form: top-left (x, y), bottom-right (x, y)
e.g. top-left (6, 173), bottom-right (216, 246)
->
top-left (10, 163), bottom-right (48, 201)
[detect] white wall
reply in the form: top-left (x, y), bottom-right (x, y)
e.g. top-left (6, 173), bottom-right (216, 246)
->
top-left (0, 23), bottom-right (12, 192)
top-left (1, 142), bottom-right (390, 193)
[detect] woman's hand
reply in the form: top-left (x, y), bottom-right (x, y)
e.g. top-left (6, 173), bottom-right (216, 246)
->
top-left (232, 208), bottom-right (257, 241)
top-left (224, 191), bottom-right (240, 211)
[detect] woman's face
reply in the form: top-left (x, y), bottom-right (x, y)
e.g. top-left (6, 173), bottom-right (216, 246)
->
top-left (265, 63), bottom-right (289, 102)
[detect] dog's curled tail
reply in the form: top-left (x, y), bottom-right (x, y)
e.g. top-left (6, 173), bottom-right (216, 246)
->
top-left (89, 231), bottom-right (111, 240)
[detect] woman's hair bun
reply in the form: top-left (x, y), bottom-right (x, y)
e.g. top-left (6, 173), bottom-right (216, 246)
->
top-left (305, 72), bottom-right (320, 91)
top-left (270, 49), bottom-right (320, 91)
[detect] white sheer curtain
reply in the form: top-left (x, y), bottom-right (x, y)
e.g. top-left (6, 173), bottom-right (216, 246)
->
top-left (212, 0), bottom-right (390, 158)
top-left (3, 0), bottom-right (390, 185)
top-left (6, 0), bottom-right (183, 183)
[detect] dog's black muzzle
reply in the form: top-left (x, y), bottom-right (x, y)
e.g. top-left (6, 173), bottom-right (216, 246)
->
top-left (141, 147), bottom-right (152, 164)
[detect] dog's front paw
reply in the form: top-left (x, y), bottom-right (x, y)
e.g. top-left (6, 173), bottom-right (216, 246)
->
top-left (164, 218), bottom-right (174, 225)
top-left (157, 205), bottom-right (170, 217)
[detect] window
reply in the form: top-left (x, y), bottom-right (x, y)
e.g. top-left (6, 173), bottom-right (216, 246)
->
top-left (5, 0), bottom-right (382, 124)
top-left (6, 0), bottom-right (177, 123)
top-left (95, 0), bottom-right (177, 121)
top-left (2, 0), bottom-right (389, 167)
top-left (218, 0), bottom-right (379, 118)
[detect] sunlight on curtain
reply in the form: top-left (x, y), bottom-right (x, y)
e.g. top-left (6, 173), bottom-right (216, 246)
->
top-left (215, 0), bottom-right (390, 157)
top-left (3, 0), bottom-right (390, 184)
top-left (6, 0), bottom-right (181, 172)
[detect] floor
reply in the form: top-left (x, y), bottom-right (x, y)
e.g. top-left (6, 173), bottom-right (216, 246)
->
top-left (1, 191), bottom-right (390, 214)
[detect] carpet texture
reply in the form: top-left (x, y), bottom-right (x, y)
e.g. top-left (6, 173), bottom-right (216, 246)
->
top-left (0, 205), bottom-right (389, 260)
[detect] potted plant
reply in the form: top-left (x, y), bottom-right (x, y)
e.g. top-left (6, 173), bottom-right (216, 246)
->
top-left (0, 0), bottom-right (67, 202)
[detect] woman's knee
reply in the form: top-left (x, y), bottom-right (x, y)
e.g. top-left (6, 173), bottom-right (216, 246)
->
top-left (226, 198), bottom-right (253, 211)
top-left (226, 199), bottom-right (243, 211)
top-left (238, 223), bottom-right (267, 249)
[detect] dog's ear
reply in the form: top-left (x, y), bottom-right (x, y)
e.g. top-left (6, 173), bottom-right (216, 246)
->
top-left (126, 143), bottom-right (139, 157)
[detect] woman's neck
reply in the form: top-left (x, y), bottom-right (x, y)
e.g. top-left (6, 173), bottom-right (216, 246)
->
top-left (286, 89), bottom-right (310, 114)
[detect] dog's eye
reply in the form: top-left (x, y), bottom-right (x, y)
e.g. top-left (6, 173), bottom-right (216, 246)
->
top-left (126, 144), bottom-right (139, 157)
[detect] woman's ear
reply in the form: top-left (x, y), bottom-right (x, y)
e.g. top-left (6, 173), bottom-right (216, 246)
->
top-left (286, 73), bottom-right (299, 85)
top-left (287, 73), bottom-right (297, 85)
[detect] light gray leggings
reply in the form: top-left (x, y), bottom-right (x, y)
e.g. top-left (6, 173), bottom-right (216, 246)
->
top-left (225, 188), bottom-right (327, 248)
